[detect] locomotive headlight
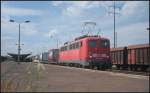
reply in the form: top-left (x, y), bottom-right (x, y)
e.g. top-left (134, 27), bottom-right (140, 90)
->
top-left (106, 56), bottom-right (109, 58)
top-left (89, 55), bottom-right (92, 58)
top-left (101, 54), bottom-right (107, 57)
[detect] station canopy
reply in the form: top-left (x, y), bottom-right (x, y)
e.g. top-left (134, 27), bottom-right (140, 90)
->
top-left (8, 53), bottom-right (31, 62)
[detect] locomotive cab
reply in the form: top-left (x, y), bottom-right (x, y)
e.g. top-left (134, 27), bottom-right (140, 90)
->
top-left (87, 38), bottom-right (111, 69)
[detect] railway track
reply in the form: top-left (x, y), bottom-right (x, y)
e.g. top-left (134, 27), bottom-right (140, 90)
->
top-left (48, 63), bottom-right (149, 76)
top-left (106, 69), bottom-right (149, 76)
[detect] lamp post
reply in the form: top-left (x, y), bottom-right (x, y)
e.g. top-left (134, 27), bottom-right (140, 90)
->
top-left (147, 27), bottom-right (150, 65)
top-left (147, 28), bottom-right (149, 45)
top-left (50, 35), bottom-right (59, 48)
top-left (107, 1), bottom-right (120, 48)
top-left (115, 32), bottom-right (117, 47)
top-left (10, 19), bottom-right (30, 63)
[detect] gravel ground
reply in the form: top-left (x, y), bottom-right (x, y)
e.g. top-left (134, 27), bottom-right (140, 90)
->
top-left (1, 61), bottom-right (149, 92)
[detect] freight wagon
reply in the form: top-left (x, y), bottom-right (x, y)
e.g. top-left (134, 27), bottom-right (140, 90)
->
top-left (110, 44), bottom-right (150, 71)
top-left (40, 52), bottom-right (49, 64)
top-left (48, 49), bottom-right (59, 64)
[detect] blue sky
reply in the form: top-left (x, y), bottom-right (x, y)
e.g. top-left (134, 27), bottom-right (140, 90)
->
top-left (1, 1), bottom-right (149, 56)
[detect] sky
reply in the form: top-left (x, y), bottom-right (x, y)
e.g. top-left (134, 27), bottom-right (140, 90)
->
top-left (1, 1), bottom-right (149, 56)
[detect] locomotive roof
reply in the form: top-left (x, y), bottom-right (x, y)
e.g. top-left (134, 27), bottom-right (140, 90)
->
top-left (74, 35), bottom-right (109, 41)
top-left (63, 35), bottom-right (109, 46)
top-left (49, 48), bottom-right (59, 51)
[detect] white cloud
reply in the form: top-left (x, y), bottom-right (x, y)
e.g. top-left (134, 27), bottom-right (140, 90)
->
top-left (51, 1), bottom-right (64, 6)
top-left (1, 17), bottom-right (39, 36)
top-left (1, 18), bottom-right (18, 34)
top-left (1, 35), bottom-right (17, 55)
top-left (52, 1), bottom-right (101, 16)
top-left (68, 1), bottom-right (94, 8)
top-left (1, 6), bottom-right (43, 16)
top-left (101, 21), bottom-right (149, 47)
top-left (21, 23), bottom-right (38, 35)
top-left (121, 1), bottom-right (148, 16)
top-left (53, 1), bottom-right (123, 17)
top-left (45, 29), bottom-right (58, 37)
top-left (63, 6), bottom-right (82, 16)
top-left (1, 36), bottom-right (14, 40)
top-left (51, 1), bottom-right (148, 20)
top-left (116, 22), bottom-right (149, 46)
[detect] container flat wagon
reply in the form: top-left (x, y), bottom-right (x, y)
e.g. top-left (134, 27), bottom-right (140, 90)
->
top-left (40, 52), bottom-right (49, 64)
top-left (48, 49), bottom-right (59, 64)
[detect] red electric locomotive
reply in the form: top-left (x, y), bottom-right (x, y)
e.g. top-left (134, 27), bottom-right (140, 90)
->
top-left (48, 49), bottom-right (59, 64)
top-left (59, 35), bottom-right (112, 70)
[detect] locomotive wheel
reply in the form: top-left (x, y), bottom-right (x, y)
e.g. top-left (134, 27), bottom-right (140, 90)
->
top-left (84, 66), bottom-right (89, 69)
top-left (78, 65), bottom-right (81, 68)
top-left (89, 65), bottom-right (94, 69)
top-left (130, 66), bottom-right (133, 71)
top-left (146, 67), bottom-right (150, 72)
top-left (141, 67), bottom-right (145, 72)
top-left (128, 66), bottom-right (131, 71)
top-left (133, 66), bottom-right (137, 71)
top-left (117, 66), bottom-right (120, 70)
top-left (101, 66), bottom-right (106, 71)
top-left (137, 67), bottom-right (142, 71)
top-left (72, 63), bottom-right (74, 67)
top-left (69, 63), bottom-right (72, 66)
top-left (75, 64), bottom-right (78, 67)
top-left (77, 64), bottom-right (81, 68)
top-left (93, 66), bottom-right (98, 70)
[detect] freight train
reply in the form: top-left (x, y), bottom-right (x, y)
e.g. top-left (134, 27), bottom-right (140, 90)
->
top-left (43, 35), bottom-right (111, 70)
top-left (38, 35), bottom-right (149, 71)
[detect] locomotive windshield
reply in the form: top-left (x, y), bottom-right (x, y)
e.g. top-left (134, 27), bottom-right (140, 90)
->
top-left (49, 51), bottom-right (53, 56)
top-left (100, 40), bottom-right (109, 48)
top-left (53, 51), bottom-right (59, 58)
top-left (89, 40), bottom-right (96, 47)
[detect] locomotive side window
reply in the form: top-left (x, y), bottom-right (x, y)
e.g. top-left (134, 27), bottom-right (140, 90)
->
top-left (53, 50), bottom-right (59, 58)
top-left (60, 46), bottom-right (68, 51)
top-left (73, 43), bottom-right (76, 49)
top-left (60, 47), bottom-right (64, 51)
top-left (64, 46), bottom-right (67, 51)
top-left (62, 41), bottom-right (82, 50)
top-left (69, 42), bottom-right (81, 49)
top-left (100, 40), bottom-right (109, 48)
top-left (88, 40), bottom-right (96, 47)
top-left (80, 42), bottom-right (82, 47)
top-left (69, 44), bottom-right (72, 50)
top-left (75, 43), bottom-right (77, 48)
top-left (75, 42), bottom-right (79, 48)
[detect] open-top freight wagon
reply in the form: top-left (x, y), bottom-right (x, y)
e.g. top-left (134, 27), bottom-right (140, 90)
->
top-left (110, 44), bottom-right (150, 71)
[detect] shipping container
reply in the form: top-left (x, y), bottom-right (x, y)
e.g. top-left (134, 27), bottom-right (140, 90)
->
top-left (40, 52), bottom-right (49, 63)
top-left (48, 49), bottom-right (59, 64)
